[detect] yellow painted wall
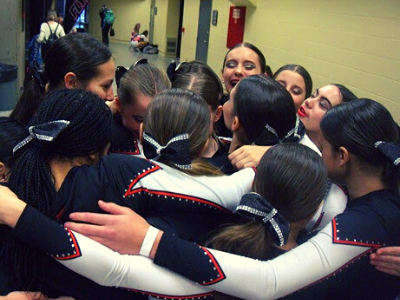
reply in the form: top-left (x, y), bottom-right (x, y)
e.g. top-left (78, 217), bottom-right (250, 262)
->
top-left (83, 0), bottom-right (400, 122)
top-left (181, 0), bottom-right (400, 122)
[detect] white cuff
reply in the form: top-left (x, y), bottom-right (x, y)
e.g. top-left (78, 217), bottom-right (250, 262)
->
top-left (139, 226), bottom-right (159, 257)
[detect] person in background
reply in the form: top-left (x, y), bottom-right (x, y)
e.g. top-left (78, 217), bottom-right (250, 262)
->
top-left (36, 10), bottom-right (65, 58)
top-left (130, 23), bottom-right (149, 52)
top-left (99, 5), bottom-right (113, 46)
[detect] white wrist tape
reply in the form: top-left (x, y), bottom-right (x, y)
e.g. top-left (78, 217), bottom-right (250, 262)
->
top-left (139, 226), bottom-right (159, 257)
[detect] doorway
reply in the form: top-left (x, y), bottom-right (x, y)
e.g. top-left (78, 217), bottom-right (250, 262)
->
top-left (149, 0), bottom-right (156, 44)
top-left (195, 0), bottom-right (212, 63)
top-left (176, 0), bottom-right (184, 58)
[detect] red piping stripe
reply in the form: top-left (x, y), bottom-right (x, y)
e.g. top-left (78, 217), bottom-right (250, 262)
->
top-left (199, 246), bottom-right (226, 285)
top-left (126, 188), bottom-right (229, 212)
top-left (124, 164), bottom-right (162, 197)
top-left (53, 229), bottom-right (81, 260)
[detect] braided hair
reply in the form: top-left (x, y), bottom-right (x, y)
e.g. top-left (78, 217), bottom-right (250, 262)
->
top-left (5, 89), bottom-right (112, 289)
top-left (0, 117), bottom-right (26, 170)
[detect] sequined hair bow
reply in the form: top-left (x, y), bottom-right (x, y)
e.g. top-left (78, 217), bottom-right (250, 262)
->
top-left (234, 192), bottom-right (290, 247)
top-left (143, 132), bottom-right (192, 170)
top-left (253, 123), bottom-right (280, 145)
top-left (254, 117), bottom-right (305, 146)
top-left (374, 141), bottom-right (400, 169)
top-left (13, 120), bottom-right (70, 154)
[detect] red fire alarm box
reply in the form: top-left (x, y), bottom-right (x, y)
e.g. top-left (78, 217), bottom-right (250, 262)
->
top-left (226, 6), bottom-right (246, 48)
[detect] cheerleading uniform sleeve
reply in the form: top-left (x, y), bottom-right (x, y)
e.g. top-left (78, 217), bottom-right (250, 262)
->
top-left (11, 191), bottom-right (400, 299)
top-left (13, 205), bottom-right (213, 299)
top-left (58, 155), bottom-right (254, 221)
top-left (154, 224), bottom-right (367, 300)
top-left (154, 191), bottom-right (400, 300)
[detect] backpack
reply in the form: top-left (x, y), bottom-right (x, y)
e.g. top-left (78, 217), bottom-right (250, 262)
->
top-left (104, 9), bottom-right (115, 25)
top-left (143, 45), bottom-right (159, 54)
top-left (45, 22), bottom-right (59, 47)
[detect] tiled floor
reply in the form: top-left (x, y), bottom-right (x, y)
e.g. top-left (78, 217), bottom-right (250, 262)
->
top-left (109, 42), bottom-right (178, 71)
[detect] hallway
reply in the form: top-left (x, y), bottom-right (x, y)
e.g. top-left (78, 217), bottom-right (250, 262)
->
top-left (109, 42), bottom-right (178, 71)
top-left (0, 41), bottom-right (179, 117)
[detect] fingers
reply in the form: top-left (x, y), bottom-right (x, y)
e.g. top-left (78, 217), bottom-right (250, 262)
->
top-left (370, 247), bottom-right (400, 277)
top-left (228, 148), bottom-right (247, 170)
top-left (374, 266), bottom-right (400, 277)
top-left (375, 247), bottom-right (400, 256)
top-left (68, 211), bottom-right (110, 225)
top-left (98, 200), bottom-right (132, 215)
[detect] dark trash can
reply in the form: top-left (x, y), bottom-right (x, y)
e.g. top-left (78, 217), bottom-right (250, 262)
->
top-left (0, 63), bottom-right (18, 111)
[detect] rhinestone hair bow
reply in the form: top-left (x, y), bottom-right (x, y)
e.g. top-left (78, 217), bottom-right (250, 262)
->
top-left (13, 120), bottom-right (70, 154)
top-left (374, 141), bottom-right (400, 169)
top-left (282, 116), bottom-right (306, 143)
top-left (253, 123), bottom-right (280, 146)
top-left (143, 132), bottom-right (192, 170)
top-left (234, 192), bottom-right (290, 247)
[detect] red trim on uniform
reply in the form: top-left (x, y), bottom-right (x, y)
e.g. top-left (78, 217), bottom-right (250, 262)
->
top-left (53, 229), bottom-right (81, 260)
top-left (124, 164), bottom-right (162, 197)
top-left (126, 188), bottom-right (230, 212)
top-left (55, 207), bottom-right (65, 220)
top-left (199, 246), bottom-right (226, 285)
top-left (124, 288), bottom-right (214, 299)
top-left (291, 220), bottom-right (381, 294)
top-left (332, 219), bottom-right (381, 248)
top-left (109, 150), bottom-right (141, 155)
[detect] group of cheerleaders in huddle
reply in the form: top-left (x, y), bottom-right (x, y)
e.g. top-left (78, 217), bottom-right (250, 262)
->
top-left (0, 33), bottom-right (399, 300)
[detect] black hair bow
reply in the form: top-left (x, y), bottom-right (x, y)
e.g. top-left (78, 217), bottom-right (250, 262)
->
top-left (13, 120), bottom-right (70, 154)
top-left (143, 132), bottom-right (192, 170)
top-left (235, 192), bottom-right (290, 247)
top-left (374, 141), bottom-right (400, 169)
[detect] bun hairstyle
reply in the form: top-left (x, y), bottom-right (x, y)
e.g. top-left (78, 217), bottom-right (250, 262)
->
top-left (321, 98), bottom-right (399, 189)
top-left (233, 75), bottom-right (296, 145)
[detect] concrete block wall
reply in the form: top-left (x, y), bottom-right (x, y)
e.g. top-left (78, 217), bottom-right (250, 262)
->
top-left (201, 0), bottom-right (400, 122)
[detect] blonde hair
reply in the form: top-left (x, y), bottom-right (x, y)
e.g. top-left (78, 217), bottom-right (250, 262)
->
top-left (143, 88), bottom-right (222, 176)
top-left (118, 64), bottom-right (171, 107)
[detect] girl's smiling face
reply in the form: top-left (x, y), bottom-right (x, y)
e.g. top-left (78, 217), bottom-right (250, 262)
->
top-left (222, 47), bottom-right (263, 93)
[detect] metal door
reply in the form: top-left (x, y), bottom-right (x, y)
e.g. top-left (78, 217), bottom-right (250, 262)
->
top-left (149, 0), bottom-right (156, 44)
top-left (195, 0), bottom-right (212, 63)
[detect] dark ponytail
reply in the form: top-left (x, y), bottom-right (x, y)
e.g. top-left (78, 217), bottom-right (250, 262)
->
top-left (321, 98), bottom-right (399, 189)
